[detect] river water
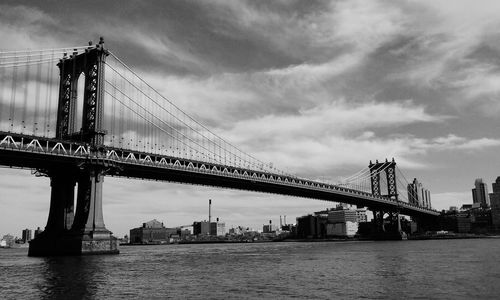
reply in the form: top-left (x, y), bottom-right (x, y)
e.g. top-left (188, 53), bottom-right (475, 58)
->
top-left (1, 239), bottom-right (499, 299)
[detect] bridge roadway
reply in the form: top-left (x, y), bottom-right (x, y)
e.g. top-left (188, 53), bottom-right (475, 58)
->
top-left (0, 131), bottom-right (439, 218)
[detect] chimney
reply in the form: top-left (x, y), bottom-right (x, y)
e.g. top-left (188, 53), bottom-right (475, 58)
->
top-left (280, 215), bottom-right (282, 228)
top-left (209, 199), bottom-right (212, 224)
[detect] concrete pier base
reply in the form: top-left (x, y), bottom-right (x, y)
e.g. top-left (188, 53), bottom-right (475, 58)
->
top-left (28, 231), bottom-right (118, 256)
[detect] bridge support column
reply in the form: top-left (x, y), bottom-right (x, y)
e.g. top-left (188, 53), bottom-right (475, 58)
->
top-left (45, 171), bottom-right (76, 232)
top-left (369, 210), bottom-right (406, 240)
top-left (29, 166), bottom-right (118, 256)
top-left (71, 166), bottom-right (118, 254)
top-left (373, 210), bottom-right (385, 233)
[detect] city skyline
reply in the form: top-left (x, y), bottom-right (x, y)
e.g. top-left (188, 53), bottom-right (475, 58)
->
top-left (2, 1), bottom-right (500, 237)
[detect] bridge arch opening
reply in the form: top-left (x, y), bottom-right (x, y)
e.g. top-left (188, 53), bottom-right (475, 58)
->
top-left (74, 72), bottom-right (85, 134)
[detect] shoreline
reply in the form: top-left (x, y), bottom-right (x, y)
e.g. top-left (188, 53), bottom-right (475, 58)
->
top-left (119, 234), bottom-right (500, 246)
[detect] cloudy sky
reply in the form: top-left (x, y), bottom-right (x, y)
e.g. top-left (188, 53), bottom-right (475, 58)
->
top-left (2, 0), bottom-right (500, 237)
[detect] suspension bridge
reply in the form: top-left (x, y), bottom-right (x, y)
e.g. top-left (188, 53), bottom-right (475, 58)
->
top-left (0, 38), bottom-right (439, 256)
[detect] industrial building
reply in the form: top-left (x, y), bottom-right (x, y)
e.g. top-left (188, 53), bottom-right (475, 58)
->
top-left (296, 205), bottom-right (362, 238)
top-left (296, 214), bottom-right (327, 238)
top-left (193, 221), bottom-right (211, 235)
top-left (326, 223), bottom-right (358, 237)
top-left (193, 219), bottom-right (225, 236)
top-left (263, 224), bottom-right (279, 233)
top-left (326, 207), bottom-right (359, 237)
top-left (328, 208), bottom-right (357, 223)
top-left (192, 199), bottom-right (226, 237)
top-left (130, 219), bottom-right (177, 244)
top-left (211, 219), bottom-right (226, 236)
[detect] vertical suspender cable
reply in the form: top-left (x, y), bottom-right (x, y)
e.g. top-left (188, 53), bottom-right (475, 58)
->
top-left (120, 62), bottom-right (125, 148)
top-left (0, 54), bottom-right (5, 128)
top-left (110, 62), bottom-right (117, 147)
top-left (46, 51), bottom-right (55, 136)
top-left (34, 52), bottom-right (42, 135)
top-left (9, 54), bottom-right (18, 132)
top-left (43, 53), bottom-right (51, 136)
top-left (21, 52), bottom-right (30, 133)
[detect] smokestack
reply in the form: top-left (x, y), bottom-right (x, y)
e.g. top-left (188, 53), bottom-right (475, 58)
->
top-left (284, 215), bottom-right (286, 225)
top-left (209, 199), bottom-right (212, 224)
top-left (280, 215), bottom-right (282, 228)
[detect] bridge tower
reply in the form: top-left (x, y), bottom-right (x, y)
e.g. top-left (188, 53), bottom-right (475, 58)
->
top-left (29, 38), bottom-right (118, 256)
top-left (368, 158), bottom-right (404, 239)
top-left (369, 158), bottom-right (397, 200)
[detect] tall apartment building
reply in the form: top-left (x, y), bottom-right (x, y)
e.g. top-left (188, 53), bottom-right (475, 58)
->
top-left (472, 178), bottom-right (490, 208)
top-left (22, 229), bottom-right (32, 243)
top-left (407, 178), bottom-right (432, 208)
top-left (489, 177), bottom-right (500, 229)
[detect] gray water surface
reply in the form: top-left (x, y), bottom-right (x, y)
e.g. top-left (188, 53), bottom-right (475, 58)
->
top-left (1, 239), bottom-right (500, 299)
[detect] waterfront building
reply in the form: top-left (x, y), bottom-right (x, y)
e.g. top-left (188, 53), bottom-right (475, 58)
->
top-left (355, 208), bottom-right (368, 223)
top-left (298, 206), bottom-right (363, 238)
top-left (470, 209), bottom-right (491, 233)
top-left (262, 224), bottom-right (278, 233)
top-left (229, 226), bottom-right (248, 235)
top-left (456, 213), bottom-right (471, 233)
top-left (489, 177), bottom-right (500, 230)
top-left (130, 219), bottom-right (169, 244)
top-left (326, 222), bottom-right (358, 237)
top-left (407, 178), bottom-right (432, 208)
top-left (34, 227), bottom-right (43, 238)
top-left (472, 178), bottom-right (490, 208)
top-left (193, 221), bottom-right (210, 235)
top-left (21, 229), bottom-right (32, 243)
top-left (179, 229), bottom-right (191, 239)
top-left (210, 220), bottom-right (226, 236)
top-left (327, 207), bottom-right (358, 237)
top-left (328, 207), bottom-right (357, 223)
top-left (296, 215), bottom-right (327, 238)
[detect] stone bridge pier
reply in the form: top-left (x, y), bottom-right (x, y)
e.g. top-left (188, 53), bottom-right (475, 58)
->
top-left (370, 209), bottom-right (406, 240)
top-left (28, 162), bottom-right (118, 256)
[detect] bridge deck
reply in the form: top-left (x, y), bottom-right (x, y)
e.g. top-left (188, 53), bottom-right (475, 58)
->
top-left (0, 132), bottom-right (439, 217)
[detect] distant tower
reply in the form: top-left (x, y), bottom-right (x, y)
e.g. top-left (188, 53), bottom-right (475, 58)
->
top-left (472, 178), bottom-right (490, 208)
top-left (209, 199), bottom-right (212, 225)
